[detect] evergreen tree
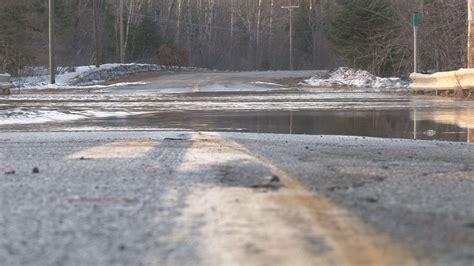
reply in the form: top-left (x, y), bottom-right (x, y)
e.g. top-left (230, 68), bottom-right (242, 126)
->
top-left (0, 0), bottom-right (46, 74)
top-left (101, 4), bottom-right (118, 63)
top-left (328, 0), bottom-right (399, 76)
top-left (127, 17), bottom-right (163, 62)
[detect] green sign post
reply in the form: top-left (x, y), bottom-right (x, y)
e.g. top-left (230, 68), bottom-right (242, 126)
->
top-left (413, 12), bottom-right (420, 73)
top-left (413, 12), bottom-right (420, 28)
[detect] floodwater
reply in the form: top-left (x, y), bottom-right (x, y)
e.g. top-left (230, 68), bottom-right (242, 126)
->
top-left (66, 109), bottom-right (471, 142)
top-left (1, 90), bottom-right (474, 143)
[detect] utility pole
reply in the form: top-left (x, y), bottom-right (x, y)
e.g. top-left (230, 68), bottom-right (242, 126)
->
top-left (468, 0), bottom-right (474, 68)
top-left (93, 0), bottom-right (101, 68)
top-left (282, 5), bottom-right (299, 71)
top-left (49, 0), bottom-right (56, 84)
top-left (230, 0), bottom-right (234, 66)
top-left (119, 0), bottom-right (125, 63)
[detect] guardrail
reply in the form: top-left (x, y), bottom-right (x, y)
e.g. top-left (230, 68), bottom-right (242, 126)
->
top-left (410, 69), bottom-right (474, 97)
top-left (0, 73), bottom-right (12, 95)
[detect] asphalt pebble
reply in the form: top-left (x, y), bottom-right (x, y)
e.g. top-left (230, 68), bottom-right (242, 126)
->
top-left (251, 175), bottom-right (282, 190)
top-left (270, 175), bottom-right (280, 183)
top-left (164, 138), bottom-right (189, 141)
top-left (464, 222), bottom-right (474, 229)
top-left (364, 197), bottom-right (379, 203)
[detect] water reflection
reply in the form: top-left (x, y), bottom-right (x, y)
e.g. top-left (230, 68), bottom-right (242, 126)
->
top-left (50, 109), bottom-right (469, 143)
top-left (412, 108), bottom-right (474, 143)
top-left (2, 108), bottom-right (471, 143)
top-left (2, 92), bottom-right (474, 143)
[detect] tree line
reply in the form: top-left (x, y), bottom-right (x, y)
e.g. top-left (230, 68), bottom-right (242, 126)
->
top-left (0, 0), bottom-right (468, 77)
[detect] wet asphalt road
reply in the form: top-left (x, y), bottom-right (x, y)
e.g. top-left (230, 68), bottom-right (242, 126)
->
top-left (1, 71), bottom-right (474, 265)
top-left (0, 131), bottom-right (473, 266)
top-left (109, 70), bottom-right (320, 94)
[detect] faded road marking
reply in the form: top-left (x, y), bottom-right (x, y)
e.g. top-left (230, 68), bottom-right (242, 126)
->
top-left (182, 186), bottom-right (344, 266)
top-left (68, 140), bottom-right (159, 159)
top-left (192, 80), bottom-right (204, 92)
top-left (167, 133), bottom-right (430, 266)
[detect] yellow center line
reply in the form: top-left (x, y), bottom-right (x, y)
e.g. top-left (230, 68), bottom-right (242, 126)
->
top-left (192, 80), bottom-right (202, 92)
top-left (191, 133), bottom-right (431, 266)
top-left (68, 140), bottom-right (159, 159)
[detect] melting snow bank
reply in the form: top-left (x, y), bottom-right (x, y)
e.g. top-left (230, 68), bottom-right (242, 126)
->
top-left (301, 68), bottom-right (409, 92)
top-left (0, 110), bottom-right (85, 125)
top-left (12, 64), bottom-right (207, 90)
top-left (0, 109), bottom-right (146, 125)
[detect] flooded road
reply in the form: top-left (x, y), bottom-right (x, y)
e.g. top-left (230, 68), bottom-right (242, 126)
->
top-left (33, 109), bottom-right (471, 142)
top-left (1, 89), bottom-right (473, 143)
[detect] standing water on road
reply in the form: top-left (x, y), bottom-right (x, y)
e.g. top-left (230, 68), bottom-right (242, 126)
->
top-left (1, 90), bottom-right (473, 143)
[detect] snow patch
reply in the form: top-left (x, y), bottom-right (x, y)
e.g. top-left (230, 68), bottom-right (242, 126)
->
top-left (12, 64), bottom-right (206, 90)
top-left (0, 109), bottom-right (147, 125)
top-left (20, 81), bottom-right (149, 90)
top-left (302, 67), bottom-right (408, 90)
top-left (0, 110), bottom-right (86, 125)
